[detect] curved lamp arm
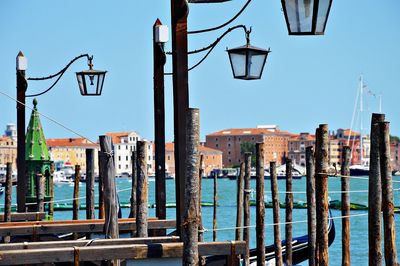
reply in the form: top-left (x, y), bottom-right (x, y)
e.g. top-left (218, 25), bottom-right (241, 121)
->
top-left (26, 54), bottom-right (91, 97)
top-left (165, 24), bottom-right (250, 75)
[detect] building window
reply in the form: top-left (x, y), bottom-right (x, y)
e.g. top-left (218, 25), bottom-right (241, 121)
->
top-left (216, 144), bottom-right (219, 148)
top-left (215, 138), bottom-right (218, 141)
top-left (126, 146), bottom-right (128, 150)
top-left (167, 155), bottom-right (170, 160)
top-left (229, 159), bottom-right (232, 163)
top-left (118, 156), bottom-right (121, 161)
top-left (228, 143), bottom-right (231, 147)
top-left (118, 146), bottom-right (121, 150)
top-left (119, 165), bottom-right (121, 169)
top-left (126, 164), bottom-right (128, 169)
top-left (252, 137), bottom-right (255, 141)
top-left (228, 151), bottom-right (231, 155)
top-left (126, 156), bottom-right (128, 161)
top-left (228, 137), bottom-right (231, 141)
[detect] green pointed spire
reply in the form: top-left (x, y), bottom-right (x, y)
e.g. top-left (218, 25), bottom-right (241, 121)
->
top-left (25, 98), bottom-right (50, 161)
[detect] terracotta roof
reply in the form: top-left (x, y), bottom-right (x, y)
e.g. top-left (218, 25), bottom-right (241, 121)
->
top-left (46, 138), bottom-right (98, 148)
top-left (207, 128), bottom-right (295, 137)
top-left (338, 128), bottom-right (360, 137)
top-left (164, 142), bottom-right (222, 154)
top-left (289, 134), bottom-right (315, 141)
top-left (105, 132), bottom-right (130, 144)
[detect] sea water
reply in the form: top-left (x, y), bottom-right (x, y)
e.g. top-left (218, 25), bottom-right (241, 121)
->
top-left (2, 176), bottom-right (400, 265)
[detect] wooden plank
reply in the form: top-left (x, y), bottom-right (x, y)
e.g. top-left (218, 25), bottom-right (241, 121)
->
top-left (0, 219), bottom-right (176, 237)
top-left (0, 212), bottom-right (46, 222)
top-left (0, 241), bottom-right (246, 265)
top-left (0, 236), bottom-right (180, 250)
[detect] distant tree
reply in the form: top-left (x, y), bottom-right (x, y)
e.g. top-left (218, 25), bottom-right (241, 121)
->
top-left (240, 141), bottom-right (256, 166)
top-left (390, 135), bottom-right (400, 143)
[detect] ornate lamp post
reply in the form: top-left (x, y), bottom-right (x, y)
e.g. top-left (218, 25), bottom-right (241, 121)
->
top-left (281, 0), bottom-right (333, 35)
top-left (16, 52), bottom-right (106, 212)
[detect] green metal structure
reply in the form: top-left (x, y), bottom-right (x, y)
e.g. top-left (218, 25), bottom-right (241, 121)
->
top-left (25, 98), bottom-right (53, 209)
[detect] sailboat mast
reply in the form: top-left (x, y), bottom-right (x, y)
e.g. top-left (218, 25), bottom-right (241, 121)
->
top-left (359, 75), bottom-right (363, 163)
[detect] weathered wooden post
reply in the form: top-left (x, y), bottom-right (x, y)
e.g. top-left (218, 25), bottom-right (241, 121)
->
top-left (315, 124), bottom-right (329, 265)
top-left (182, 108), bottom-right (200, 266)
top-left (3, 163), bottom-right (13, 243)
top-left (154, 19), bottom-right (167, 237)
top-left (235, 162), bottom-right (245, 241)
top-left (213, 170), bottom-right (218, 241)
top-left (36, 173), bottom-right (44, 213)
top-left (129, 151), bottom-right (137, 237)
top-left (341, 146), bottom-right (351, 266)
top-left (285, 158), bottom-right (293, 266)
top-left (306, 146), bottom-right (316, 266)
top-left (98, 151), bottom-right (105, 219)
top-left (86, 149), bottom-right (95, 221)
top-left (369, 113), bottom-right (384, 265)
top-left (49, 162), bottom-right (55, 218)
top-left (379, 121), bottom-right (398, 265)
top-left (136, 141), bottom-right (148, 237)
top-left (198, 154), bottom-right (204, 242)
top-left (270, 161), bottom-right (283, 266)
top-left (256, 143), bottom-right (265, 266)
top-left (73, 165), bottom-right (81, 221)
top-left (243, 152), bottom-right (252, 266)
top-left (99, 136), bottom-right (119, 240)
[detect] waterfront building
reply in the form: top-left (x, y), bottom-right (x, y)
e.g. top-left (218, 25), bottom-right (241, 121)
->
top-left (106, 131), bottom-right (153, 175)
top-left (205, 125), bottom-right (293, 167)
top-left (4, 123), bottom-right (17, 141)
top-left (0, 136), bottom-right (17, 169)
top-left (162, 142), bottom-right (223, 177)
top-left (288, 133), bottom-right (315, 167)
top-left (46, 138), bottom-right (99, 174)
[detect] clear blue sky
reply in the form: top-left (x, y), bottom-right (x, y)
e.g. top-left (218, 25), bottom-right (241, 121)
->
top-left (0, 0), bottom-right (399, 142)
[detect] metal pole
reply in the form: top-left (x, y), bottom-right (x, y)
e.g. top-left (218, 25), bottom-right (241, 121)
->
top-left (171, 0), bottom-right (189, 237)
top-left (16, 51), bottom-right (27, 213)
top-left (153, 18), bottom-right (166, 237)
top-left (341, 146), bottom-right (351, 266)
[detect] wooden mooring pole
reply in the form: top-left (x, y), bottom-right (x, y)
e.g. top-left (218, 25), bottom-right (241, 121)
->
top-left (235, 162), bottom-right (245, 241)
top-left (270, 161), bottom-right (283, 266)
top-left (3, 162), bottom-right (13, 243)
top-left (306, 146), bottom-right (316, 266)
top-left (379, 121), bottom-right (398, 265)
top-left (86, 149), bottom-right (95, 221)
top-left (86, 149), bottom-right (95, 239)
top-left (341, 146), bottom-right (351, 266)
top-left (129, 150), bottom-right (137, 237)
top-left (315, 124), bottom-right (329, 266)
top-left (49, 162), bottom-right (55, 218)
top-left (136, 140), bottom-right (148, 238)
top-left (243, 152), bottom-right (251, 266)
top-left (182, 108), bottom-right (200, 266)
top-left (72, 165), bottom-right (81, 221)
top-left (285, 158), bottom-right (293, 266)
top-left (213, 170), bottom-right (218, 241)
top-left (256, 143), bottom-right (265, 266)
top-left (36, 173), bottom-right (44, 213)
top-left (369, 113), bottom-right (384, 265)
top-left (198, 154), bottom-right (204, 242)
top-left (99, 136), bottom-right (119, 240)
top-left (98, 151), bottom-right (105, 219)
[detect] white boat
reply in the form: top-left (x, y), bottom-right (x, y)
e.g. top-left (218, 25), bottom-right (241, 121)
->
top-left (53, 171), bottom-right (73, 185)
top-left (59, 163), bottom-right (74, 178)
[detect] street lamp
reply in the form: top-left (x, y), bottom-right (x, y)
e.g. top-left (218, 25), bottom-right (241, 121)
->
top-left (281, 0), bottom-right (333, 35)
top-left (16, 52), bottom-right (106, 212)
top-left (76, 56), bottom-right (107, 96)
top-left (227, 29), bottom-right (270, 80)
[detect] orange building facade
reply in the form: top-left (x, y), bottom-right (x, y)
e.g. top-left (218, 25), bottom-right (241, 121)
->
top-left (205, 126), bottom-right (293, 167)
